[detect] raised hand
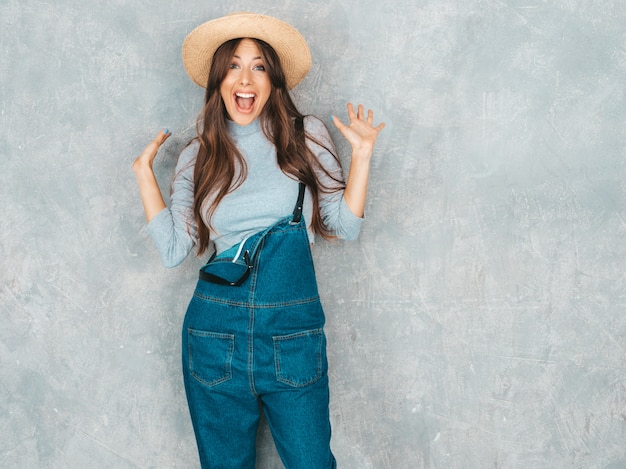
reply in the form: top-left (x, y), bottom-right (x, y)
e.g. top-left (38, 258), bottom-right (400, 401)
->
top-left (330, 103), bottom-right (385, 160)
top-left (132, 129), bottom-right (171, 222)
top-left (133, 129), bottom-right (172, 173)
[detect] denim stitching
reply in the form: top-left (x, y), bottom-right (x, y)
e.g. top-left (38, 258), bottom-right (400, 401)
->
top-left (192, 292), bottom-right (320, 308)
top-left (246, 236), bottom-right (263, 397)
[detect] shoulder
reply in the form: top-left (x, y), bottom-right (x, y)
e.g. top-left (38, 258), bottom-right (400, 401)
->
top-left (302, 115), bottom-right (336, 151)
top-left (303, 115), bottom-right (330, 137)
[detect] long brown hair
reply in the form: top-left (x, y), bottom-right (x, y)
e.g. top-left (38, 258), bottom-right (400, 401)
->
top-left (192, 38), bottom-right (344, 255)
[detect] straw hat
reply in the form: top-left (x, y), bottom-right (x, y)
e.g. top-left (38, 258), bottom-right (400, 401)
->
top-left (182, 12), bottom-right (312, 90)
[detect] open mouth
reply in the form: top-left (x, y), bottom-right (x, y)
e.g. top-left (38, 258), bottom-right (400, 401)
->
top-left (235, 92), bottom-right (256, 113)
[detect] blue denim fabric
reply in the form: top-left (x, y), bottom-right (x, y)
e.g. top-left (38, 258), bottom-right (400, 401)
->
top-left (182, 215), bottom-right (337, 468)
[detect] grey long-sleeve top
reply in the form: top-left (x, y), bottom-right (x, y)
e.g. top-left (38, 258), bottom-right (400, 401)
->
top-left (145, 115), bottom-right (363, 268)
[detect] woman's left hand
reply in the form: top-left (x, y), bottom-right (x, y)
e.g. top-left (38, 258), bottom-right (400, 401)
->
top-left (330, 103), bottom-right (385, 218)
top-left (330, 103), bottom-right (385, 160)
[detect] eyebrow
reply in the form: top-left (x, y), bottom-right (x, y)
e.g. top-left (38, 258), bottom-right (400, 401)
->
top-left (233, 55), bottom-right (263, 61)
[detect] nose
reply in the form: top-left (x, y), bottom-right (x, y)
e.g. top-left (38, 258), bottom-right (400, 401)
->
top-left (239, 67), bottom-right (252, 85)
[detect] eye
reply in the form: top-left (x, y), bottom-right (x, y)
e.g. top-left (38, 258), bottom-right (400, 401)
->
top-left (253, 64), bottom-right (266, 71)
top-left (229, 63), bottom-right (240, 69)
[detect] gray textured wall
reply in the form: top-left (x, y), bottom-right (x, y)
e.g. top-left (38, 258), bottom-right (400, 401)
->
top-left (1, 0), bottom-right (625, 468)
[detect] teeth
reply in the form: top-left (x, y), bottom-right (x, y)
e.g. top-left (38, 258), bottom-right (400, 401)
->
top-left (236, 93), bottom-right (255, 98)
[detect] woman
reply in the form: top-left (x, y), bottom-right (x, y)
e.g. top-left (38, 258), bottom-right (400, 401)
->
top-left (133, 12), bottom-right (384, 468)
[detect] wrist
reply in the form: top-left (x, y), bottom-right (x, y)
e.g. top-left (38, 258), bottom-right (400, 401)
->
top-left (132, 158), bottom-right (154, 175)
top-left (350, 152), bottom-right (372, 171)
top-left (351, 146), bottom-right (374, 162)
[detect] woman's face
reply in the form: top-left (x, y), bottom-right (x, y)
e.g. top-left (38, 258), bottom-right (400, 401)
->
top-left (220, 38), bottom-right (272, 126)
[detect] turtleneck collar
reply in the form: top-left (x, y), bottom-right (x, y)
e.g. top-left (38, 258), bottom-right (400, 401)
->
top-left (227, 117), bottom-right (262, 138)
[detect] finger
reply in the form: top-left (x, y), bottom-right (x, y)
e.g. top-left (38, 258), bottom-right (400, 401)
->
top-left (366, 109), bottom-right (374, 125)
top-left (357, 104), bottom-right (364, 121)
top-left (346, 103), bottom-right (356, 120)
top-left (330, 114), bottom-right (347, 132)
top-left (156, 129), bottom-right (171, 145)
top-left (374, 122), bottom-right (386, 132)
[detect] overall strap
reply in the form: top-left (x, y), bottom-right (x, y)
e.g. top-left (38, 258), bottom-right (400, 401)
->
top-left (291, 116), bottom-right (306, 224)
top-left (291, 182), bottom-right (306, 224)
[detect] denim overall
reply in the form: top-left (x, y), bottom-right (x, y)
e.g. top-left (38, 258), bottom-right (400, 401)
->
top-left (182, 183), bottom-right (337, 468)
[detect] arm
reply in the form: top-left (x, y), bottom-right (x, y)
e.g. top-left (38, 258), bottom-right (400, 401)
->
top-left (132, 129), bottom-right (171, 222)
top-left (132, 130), bottom-right (198, 268)
top-left (330, 103), bottom-right (385, 218)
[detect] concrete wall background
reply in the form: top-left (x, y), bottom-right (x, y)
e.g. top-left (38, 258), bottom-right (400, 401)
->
top-left (1, 0), bottom-right (625, 467)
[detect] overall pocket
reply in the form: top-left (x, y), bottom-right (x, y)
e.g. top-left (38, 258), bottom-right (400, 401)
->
top-left (273, 328), bottom-right (325, 388)
top-left (187, 328), bottom-right (234, 387)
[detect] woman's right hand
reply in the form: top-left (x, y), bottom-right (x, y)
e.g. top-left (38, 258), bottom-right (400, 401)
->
top-left (132, 129), bottom-right (171, 174)
top-left (132, 129), bottom-right (171, 222)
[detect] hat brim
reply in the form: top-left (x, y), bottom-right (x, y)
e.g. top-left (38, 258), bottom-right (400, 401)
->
top-left (182, 12), bottom-right (311, 90)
